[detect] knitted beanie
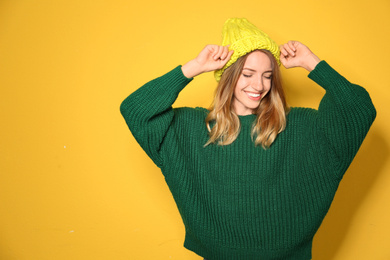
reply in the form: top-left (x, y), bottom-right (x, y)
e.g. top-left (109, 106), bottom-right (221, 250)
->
top-left (214, 18), bottom-right (280, 82)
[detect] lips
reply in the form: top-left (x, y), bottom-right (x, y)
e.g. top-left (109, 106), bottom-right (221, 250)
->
top-left (245, 91), bottom-right (262, 101)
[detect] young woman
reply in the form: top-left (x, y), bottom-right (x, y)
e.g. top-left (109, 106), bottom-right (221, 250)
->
top-left (120, 18), bottom-right (376, 260)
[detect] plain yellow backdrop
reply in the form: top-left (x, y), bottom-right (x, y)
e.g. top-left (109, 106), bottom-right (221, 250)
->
top-left (0, 0), bottom-right (389, 259)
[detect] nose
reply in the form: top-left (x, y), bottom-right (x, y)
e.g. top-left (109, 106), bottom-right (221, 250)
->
top-left (252, 76), bottom-right (263, 91)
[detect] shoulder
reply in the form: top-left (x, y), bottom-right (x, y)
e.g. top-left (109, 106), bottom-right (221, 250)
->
top-left (163, 107), bottom-right (209, 149)
top-left (173, 107), bottom-right (208, 118)
top-left (172, 107), bottom-right (209, 127)
top-left (174, 106), bottom-right (208, 115)
top-left (287, 107), bottom-right (318, 121)
top-left (285, 107), bottom-right (319, 132)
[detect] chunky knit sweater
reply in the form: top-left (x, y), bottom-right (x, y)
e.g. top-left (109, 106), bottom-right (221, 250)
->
top-left (120, 61), bottom-right (376, 260)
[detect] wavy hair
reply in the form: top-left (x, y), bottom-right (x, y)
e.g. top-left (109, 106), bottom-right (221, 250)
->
top-left (205, 50), bottom-right (289, 148)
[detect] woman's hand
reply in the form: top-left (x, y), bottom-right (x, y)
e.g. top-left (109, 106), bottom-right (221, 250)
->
top-left (279, 41), bottom-right (321, 72)
top-left (182, 45), bottom-right (234, 78)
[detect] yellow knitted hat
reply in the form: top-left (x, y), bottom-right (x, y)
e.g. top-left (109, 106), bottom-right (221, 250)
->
top-left (214, 18), bottom-right (280, 82)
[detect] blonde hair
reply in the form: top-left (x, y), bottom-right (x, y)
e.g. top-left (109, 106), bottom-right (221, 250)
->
top-left (205, 50), bottom-right (289, 148)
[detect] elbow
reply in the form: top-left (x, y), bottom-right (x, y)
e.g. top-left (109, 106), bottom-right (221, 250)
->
top-left (362, 102), bottom-right (377, 134)
top-left (356, 85), bottom-right (377, 126)
top-left (120, 98), bottom-right (128, 116)
top-left (364, 90), bottom-right (377, 125)
top-left (369, 102), bottom-right (377, 124)
top-left (120, 94), bottom-right (135, 118)
top-left (120, 94), bottom-right (146, 131)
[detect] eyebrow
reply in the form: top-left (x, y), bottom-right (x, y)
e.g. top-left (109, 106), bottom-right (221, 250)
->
top-left (243, 68), bottom-right (273, 73)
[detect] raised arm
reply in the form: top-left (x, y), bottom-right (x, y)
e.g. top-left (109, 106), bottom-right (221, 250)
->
top-left (280, 41), bottom-right (376, 170)
top-left (120, 45), bottom-right (233, 167)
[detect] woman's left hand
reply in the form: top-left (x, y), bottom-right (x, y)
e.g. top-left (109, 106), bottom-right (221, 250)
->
top-left (279, 41), bottom-right (321, 72)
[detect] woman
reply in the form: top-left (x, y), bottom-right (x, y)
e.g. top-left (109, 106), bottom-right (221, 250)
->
top-left (120, 18), bottom-right (376, 260)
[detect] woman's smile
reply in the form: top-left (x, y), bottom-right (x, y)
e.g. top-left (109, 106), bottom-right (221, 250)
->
top-left (244, 91), bottom-right (262, 100)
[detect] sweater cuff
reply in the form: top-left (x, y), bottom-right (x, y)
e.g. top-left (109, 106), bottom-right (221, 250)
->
top-left (169, 65), bottom-right (194, 86)
top-left (307, 61), bottom-right (349, 90)
top-left (149, 65), bottom-right (194, 98)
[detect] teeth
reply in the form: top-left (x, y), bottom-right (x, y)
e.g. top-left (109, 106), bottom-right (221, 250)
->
top-left (247, 93), bottom-right (260, 97)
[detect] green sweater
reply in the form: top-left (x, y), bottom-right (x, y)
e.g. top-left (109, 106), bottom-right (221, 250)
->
top-left (120, 61), bottom-right (376, 260)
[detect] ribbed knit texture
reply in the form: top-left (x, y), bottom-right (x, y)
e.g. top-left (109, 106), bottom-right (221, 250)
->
top-left (214, 18), bottom-right (280, 81)
top-left (120, 61), bottom-right (376, 260)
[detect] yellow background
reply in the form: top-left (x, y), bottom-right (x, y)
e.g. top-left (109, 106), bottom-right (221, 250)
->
top-left (0, 0), bottom-right (389, 259)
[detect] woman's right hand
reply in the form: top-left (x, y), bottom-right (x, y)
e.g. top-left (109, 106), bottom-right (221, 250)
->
top-left (181, 45), bottom-right (234, 78)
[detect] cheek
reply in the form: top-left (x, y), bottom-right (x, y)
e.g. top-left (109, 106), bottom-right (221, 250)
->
top-left (233, 85), bottom-right (242, 99)
top-left (236, 77), bottom-right (251, 90)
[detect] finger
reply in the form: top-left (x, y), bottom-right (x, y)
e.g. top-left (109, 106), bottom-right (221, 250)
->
top-left (218, 50), bottom-right (234, 68)
top-left (279, 44), bottom-right (289, 57)
top-left (288, 41), bottom-right (296, 52)
top-left (206, 45), bottom-right (218, 59)
top-left (279, 55), bottom-right (287, 68)
top-left (220, 45), bottom-right (230, 60)
top-left (283, 43), bottom-right (295, 57)
top-left (213, 45), bottom-right (224, 60)
top-left (225, 49), bottom-right (234, 61)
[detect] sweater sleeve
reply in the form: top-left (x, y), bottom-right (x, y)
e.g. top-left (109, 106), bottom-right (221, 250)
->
top-left (120, 66), bottom-right (193, 167)
top-left (308, 61), bottom-right (376, 171)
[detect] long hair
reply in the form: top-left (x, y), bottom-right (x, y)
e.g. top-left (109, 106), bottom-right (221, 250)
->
top-left (205, 49), bottom-right (289, 148)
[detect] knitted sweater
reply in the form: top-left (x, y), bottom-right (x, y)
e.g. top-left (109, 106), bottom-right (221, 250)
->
top-left (120, 61), bottom-right (376, 260)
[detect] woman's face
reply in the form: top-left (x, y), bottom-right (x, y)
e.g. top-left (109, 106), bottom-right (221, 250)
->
top-left (232, 51), bottom-right (272, 116)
